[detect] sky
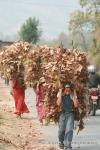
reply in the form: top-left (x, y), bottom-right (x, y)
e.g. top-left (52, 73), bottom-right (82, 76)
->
top-left (0, 0), bottom-right (80, 40)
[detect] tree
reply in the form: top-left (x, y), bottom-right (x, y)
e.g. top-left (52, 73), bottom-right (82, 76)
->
top-left (57, 32), bottom-right (68, 48)
top-left (69, 0), bottom-right (100, 72)
top-left (39, 32), bottom-right (69, 48)
top-left (19, 17), bottom-right (42, 44)
top-left (69, 0), bottom-right (100, 50)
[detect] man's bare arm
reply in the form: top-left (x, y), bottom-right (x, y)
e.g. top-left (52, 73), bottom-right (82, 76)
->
top-left (56, 89), bottom-right (62, 106)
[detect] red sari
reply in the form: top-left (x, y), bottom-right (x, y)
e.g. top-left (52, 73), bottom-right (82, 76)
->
top-left (12, 80), bottom-right (29, 116)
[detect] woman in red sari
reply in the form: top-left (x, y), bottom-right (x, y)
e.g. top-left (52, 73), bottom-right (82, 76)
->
top-left (11, 79), bottom-right (29, 117)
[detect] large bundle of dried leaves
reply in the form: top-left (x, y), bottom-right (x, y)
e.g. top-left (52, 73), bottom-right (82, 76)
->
top-left (0, 42), bottom-right (88, 132)
top-left (41, 48), bottom-right (88, 132)
top-left (24, 45), bottom-right (88, 132)
top-left (0, 42), bottom-right (32, 86)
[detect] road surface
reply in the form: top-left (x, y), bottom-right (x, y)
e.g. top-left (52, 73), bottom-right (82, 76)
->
top-left (1, 78), bottom-right (100, 150)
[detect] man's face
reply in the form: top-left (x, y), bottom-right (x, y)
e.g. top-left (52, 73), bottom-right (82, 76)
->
top-left (64, 87), bottom-right (71, 95)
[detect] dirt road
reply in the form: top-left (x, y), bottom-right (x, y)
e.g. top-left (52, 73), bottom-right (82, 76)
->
top-left (0, 79), bottom-right (58, 150)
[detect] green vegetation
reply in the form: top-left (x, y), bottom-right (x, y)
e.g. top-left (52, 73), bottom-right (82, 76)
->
top-left (69, 0), bottom-right (100, 72)
top-left (19, 17), bottom-right (42, 44)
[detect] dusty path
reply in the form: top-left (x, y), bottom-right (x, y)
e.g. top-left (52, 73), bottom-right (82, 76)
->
top-left (0, 79), bottom-right (58, 150)
top-left (1, 78), bottom-right (100, 150)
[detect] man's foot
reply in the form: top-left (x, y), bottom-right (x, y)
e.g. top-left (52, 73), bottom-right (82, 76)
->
top-left (59, 143), bottom-right (64, 149)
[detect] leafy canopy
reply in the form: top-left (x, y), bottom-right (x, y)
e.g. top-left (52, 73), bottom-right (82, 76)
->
top-left (19, 17), bottom-right (41, 44)
top-left (69, 0), bottom-right (100, 50)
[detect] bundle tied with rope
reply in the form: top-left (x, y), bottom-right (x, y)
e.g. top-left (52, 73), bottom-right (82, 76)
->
top-left (0, 42), bottom-right (88, 133)
top-left (0, 42), bottom-right (31, 87)
top-left (41, 47), bottom-right (88, 133)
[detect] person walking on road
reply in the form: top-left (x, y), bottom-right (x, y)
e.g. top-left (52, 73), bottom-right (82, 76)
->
top-left (34, 77), bottom-right (46, 125)
top-left (57, 83), bottom-right (79, 150)
top-left (11, 75), bottom-right (29, 118)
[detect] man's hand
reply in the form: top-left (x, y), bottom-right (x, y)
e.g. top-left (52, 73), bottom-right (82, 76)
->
top-left (59, 88), bottom-right (62, 94)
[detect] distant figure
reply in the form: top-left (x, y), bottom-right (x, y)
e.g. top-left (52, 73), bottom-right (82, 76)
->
top-left (88, 65), bottom-right (100, 88)
top-left (11, 79), bottom-right (29, 118)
